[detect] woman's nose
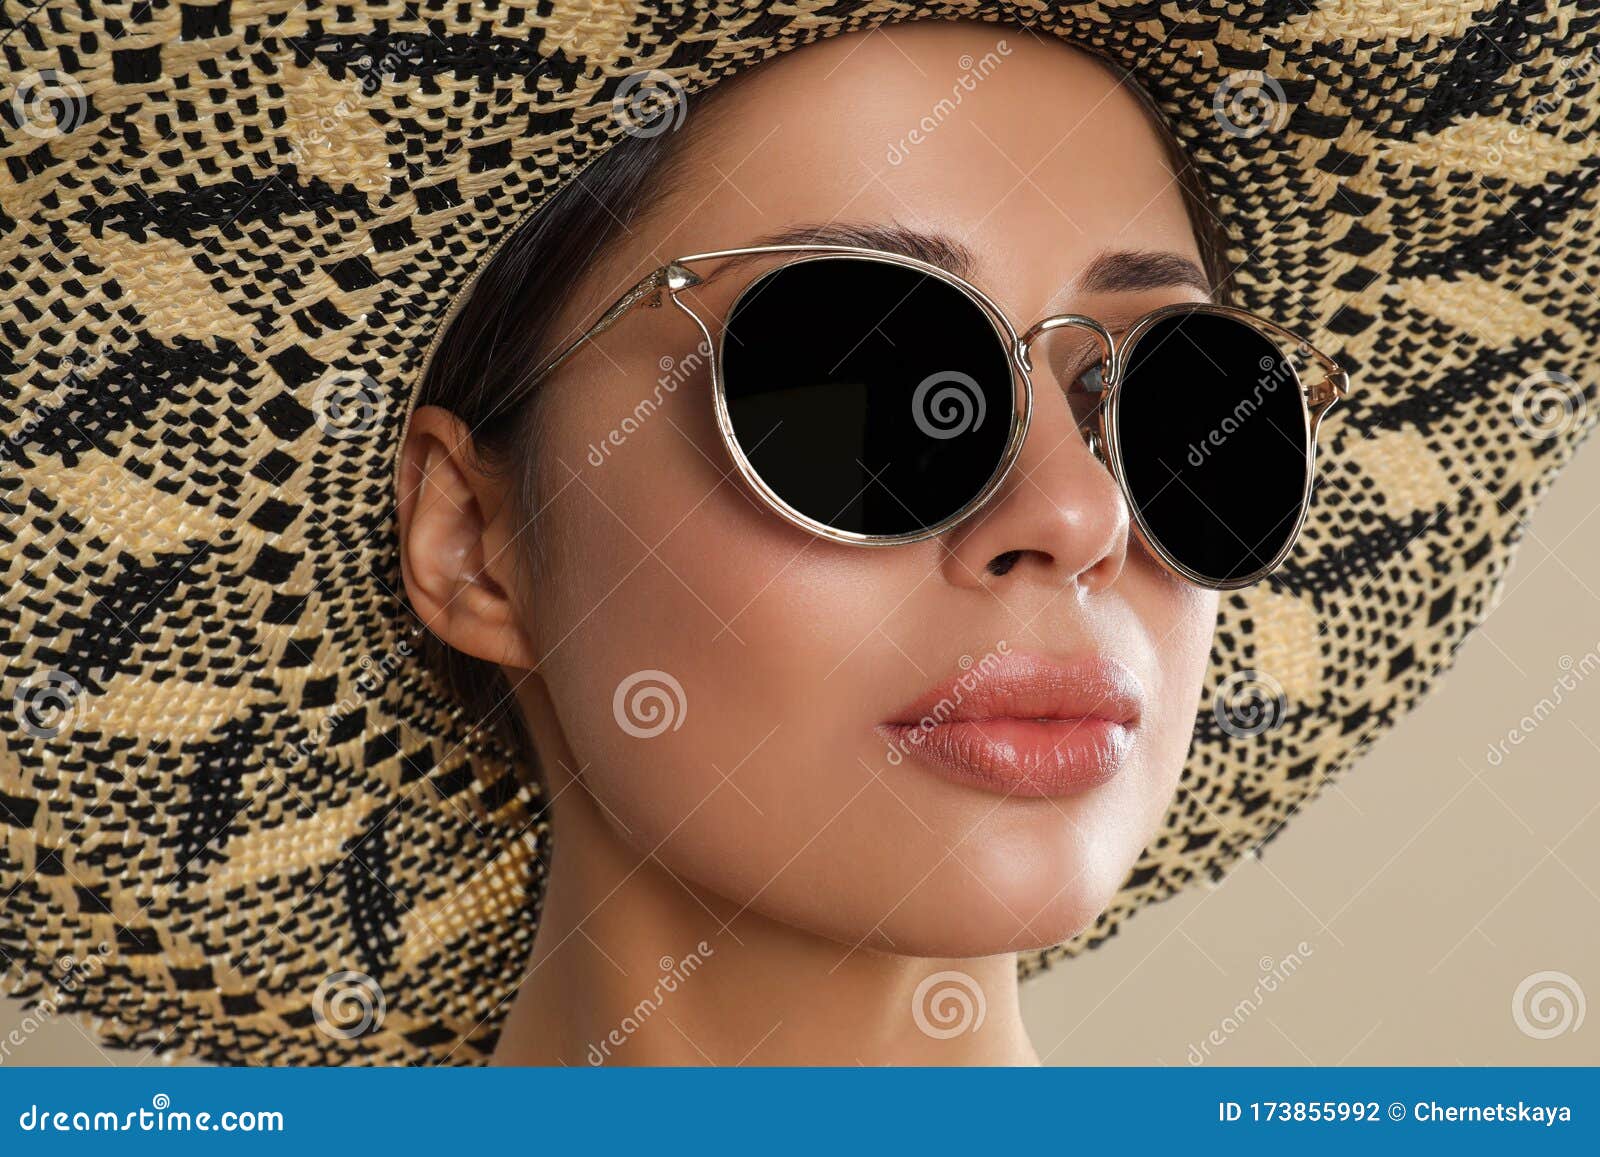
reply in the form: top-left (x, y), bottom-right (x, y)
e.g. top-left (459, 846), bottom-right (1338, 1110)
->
top-left (939, 384), bottom-right (1129, 593)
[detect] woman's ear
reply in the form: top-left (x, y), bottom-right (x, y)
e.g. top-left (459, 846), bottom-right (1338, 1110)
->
top-left (396, 405), bottom-right (539, 670)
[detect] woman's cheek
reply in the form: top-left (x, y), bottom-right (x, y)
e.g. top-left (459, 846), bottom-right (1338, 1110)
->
top-left (524, 401), bottom-right (849, 820)
top-left (1134, 575), bottom-right (1217, 810)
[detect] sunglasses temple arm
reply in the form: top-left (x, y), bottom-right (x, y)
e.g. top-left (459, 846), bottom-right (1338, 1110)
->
top-left (490, 263), bottom-right (705, 417)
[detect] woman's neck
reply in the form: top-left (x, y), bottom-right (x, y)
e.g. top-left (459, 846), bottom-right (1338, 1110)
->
top-left (490, 778), bottom-right (1038, 1066)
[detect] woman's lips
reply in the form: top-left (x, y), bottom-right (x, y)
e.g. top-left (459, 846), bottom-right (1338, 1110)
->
top-left (877, 652), bottom-right (1145, 799)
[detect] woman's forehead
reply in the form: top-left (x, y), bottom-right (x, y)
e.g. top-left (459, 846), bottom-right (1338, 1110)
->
top-left (645, 23), bottom-right (1198, 297)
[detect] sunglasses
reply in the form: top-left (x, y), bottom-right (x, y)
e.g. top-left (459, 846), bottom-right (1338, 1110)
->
top-left (511, 244), bottom-right (1349, 590)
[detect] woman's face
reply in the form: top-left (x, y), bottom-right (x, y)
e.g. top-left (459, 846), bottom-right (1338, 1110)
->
top-left (450, 23), bottom-right (1218, 958)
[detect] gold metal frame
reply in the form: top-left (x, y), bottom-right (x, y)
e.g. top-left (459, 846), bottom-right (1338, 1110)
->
top-left (514, 243), bottom-right (1350, 590)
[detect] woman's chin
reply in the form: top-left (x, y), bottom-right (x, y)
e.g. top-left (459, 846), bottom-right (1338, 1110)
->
top-left (871, 902), bottom-right (1111, 961)
top-left (763, 876), bottom-right (1119, 962)
top-left (891, 856), bottom-right (1132, 958)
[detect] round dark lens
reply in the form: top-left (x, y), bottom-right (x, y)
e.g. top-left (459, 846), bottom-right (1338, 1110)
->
top-left (1112, 312), bottom-right (1310, 585)
top-left (720, 256), bottom-right (1015, 539)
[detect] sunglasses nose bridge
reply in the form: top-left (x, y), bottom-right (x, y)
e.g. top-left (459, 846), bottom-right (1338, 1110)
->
top-left (1017, 314), bottom-right (1116, 376)
top-left (1017, 315), bottom-right (1115, 469)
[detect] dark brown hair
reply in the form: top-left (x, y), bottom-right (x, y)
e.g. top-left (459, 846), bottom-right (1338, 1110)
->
top-left (411, 58), bottom-right (1234, 776)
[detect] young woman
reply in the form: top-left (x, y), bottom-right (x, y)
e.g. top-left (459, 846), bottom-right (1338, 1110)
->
top-left (399, 22), bottom-right (1338, 1065)
top-left (5, 0), bottom-right (1589, 1069)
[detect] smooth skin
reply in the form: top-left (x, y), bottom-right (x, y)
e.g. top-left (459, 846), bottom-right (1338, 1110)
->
top-left (397, 22), bottom-right (1220, 1065)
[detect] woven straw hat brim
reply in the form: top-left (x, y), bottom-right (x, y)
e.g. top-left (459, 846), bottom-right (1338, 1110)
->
top-left (2, 0), bottom-right (1597, 1064)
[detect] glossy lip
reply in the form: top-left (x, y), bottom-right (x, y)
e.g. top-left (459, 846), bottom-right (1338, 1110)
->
top-left (878, 651), bottom-right (1145, 799)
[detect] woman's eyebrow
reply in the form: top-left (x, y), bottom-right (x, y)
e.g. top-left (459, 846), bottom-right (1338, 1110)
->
top-left (1073, 248), bottom-right (1212, 298)
top-left (719, 220), bottom-right (979, 279)
top-left (696, 223), bottom-right (1210, 299)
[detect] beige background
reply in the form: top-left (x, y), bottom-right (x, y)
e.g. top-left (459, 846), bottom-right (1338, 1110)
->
top-left (6, 444), bottom-right (1597, 1066)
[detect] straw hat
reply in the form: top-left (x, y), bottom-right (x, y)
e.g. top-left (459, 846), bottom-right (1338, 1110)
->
top-left (2, 0), bottom-right (1596, 1063)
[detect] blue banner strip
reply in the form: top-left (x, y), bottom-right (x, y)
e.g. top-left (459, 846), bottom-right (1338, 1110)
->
top-left (1, 1066), bottom-right (1594, 1153)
